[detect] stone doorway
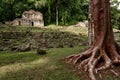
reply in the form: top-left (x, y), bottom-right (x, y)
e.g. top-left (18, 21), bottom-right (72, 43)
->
top-left (19, 21), bottom-right (21, 26)
top-left (32, 22), bottom-right (34, 26)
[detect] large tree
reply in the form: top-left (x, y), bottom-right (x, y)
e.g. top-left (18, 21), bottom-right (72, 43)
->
top-left (66, 0), bottom-right (120, 80)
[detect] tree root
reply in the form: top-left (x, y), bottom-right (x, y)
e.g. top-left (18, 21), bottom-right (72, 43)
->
top-left (65, 46), bottom-right (120, 80)
top-left (64, 0), bottom-right (120, 79)
top-left (110, 70), bottom-right (119, 77)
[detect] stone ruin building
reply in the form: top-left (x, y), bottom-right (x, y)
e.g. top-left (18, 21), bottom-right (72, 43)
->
top-left (12, 10), bottom-right (44, 27)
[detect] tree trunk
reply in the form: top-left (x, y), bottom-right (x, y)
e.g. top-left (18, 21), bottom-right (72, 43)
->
top-left (56, 5), bottom-right (58, 26)
top-left (66, 0), bottom-right (120, 80)
top-left (88, 0), bottom-right (94, 48)
top-left (48, 6), bottom-right (51, 24)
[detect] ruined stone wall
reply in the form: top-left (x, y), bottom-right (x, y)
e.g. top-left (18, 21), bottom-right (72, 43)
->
top-left (33, 20), bottom-right (44, 27)
top-left (12, 10), bottom-right (44, 27)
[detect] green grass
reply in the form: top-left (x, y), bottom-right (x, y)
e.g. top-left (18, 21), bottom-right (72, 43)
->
top-left (0, 45), bottom-right (120, 80)
top-left (0, 46), bottom-right (86, 80)
top-left (0, 51), bottom-right (40, 66)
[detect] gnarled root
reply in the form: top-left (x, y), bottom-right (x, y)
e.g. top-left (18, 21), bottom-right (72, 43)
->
top-left (65, 46), bottom-right (120, 80)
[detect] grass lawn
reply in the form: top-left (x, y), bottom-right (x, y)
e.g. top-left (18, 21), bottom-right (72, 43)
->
top-left (0, 45), bottom-right (120, 80)
top-left (0, 46), bottom-right (86, 80)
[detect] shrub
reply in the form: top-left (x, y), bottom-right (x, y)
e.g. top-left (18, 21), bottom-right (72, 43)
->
top-left (36, 47), bottom-right (47, 55)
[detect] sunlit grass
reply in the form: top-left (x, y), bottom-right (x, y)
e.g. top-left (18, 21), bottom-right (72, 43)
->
top-left (0, 58), bottom-right (49, 77)
top-left (0, 25), bottom-right (88, 35)
top-left (0, 51), bottom-right (41, 66)
top-left (46, 25), bottom-right (88, 35)
top-left (0, 46), bottom-right (86, 80)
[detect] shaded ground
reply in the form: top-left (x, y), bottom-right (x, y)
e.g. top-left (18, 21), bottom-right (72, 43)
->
top-left (67, 63), bottom-right (120, 80)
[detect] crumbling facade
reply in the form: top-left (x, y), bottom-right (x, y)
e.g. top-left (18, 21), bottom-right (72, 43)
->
top-left (12, 10), bottom-right (44, 27)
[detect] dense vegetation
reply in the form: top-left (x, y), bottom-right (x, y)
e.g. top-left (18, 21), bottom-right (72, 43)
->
top-left (0, 0), bottom-right (120, 28)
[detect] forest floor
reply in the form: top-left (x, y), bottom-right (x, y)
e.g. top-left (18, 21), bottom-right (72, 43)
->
top-left (0, 25), bottom-right (120, 80)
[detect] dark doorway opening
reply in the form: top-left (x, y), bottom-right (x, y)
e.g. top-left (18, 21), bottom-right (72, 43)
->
top-left (19, 21), bottom-right (21, 26)
top-left (32, 22), bottom-right (34, 26)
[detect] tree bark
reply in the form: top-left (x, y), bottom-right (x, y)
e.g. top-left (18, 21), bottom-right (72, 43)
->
top-left (56, 5), bottom-right (58, 26)
top-left (88, 0), bottom-right (94, 48)
top-left (66, 0), bottom-right (120, 80)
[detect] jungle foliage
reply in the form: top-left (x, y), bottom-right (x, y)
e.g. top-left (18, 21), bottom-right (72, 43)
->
top-left (0, 0), bottom-right (120, 28)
